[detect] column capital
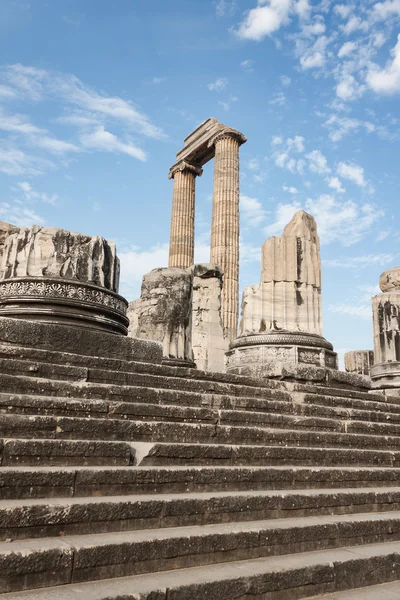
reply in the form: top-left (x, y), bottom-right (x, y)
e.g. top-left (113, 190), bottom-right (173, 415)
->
top-left (168, 160), bottom-right (203, 180)
top-left (207, 127), bottom-right (247, 150)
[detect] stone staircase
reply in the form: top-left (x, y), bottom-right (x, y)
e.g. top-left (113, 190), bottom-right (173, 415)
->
top-left (3, 336), bottom-right (400, 598)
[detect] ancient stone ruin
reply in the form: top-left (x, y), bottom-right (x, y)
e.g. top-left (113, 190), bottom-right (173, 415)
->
top-left (227, 210), bottom-right (338, 382)
top-left (168, 117), bottom-right (246, 342)
top-left (3, 122), bottom-right (400, 598)
top-left (371, 266), bottom-right (400, 393)
top-left (128, 263), bottom-right (228, 371)
top-left (0, 222), bottom-right (126, 335)
top-left (345, 350), bottom-right (374, 376)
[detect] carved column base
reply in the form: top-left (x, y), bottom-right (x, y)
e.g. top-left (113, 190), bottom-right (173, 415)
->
top-left (0, 277), bottom-right (129, 336)
top-left (226, 332), bottom-right (369, 389)
top-left (371, 362), bottom-right (400, 390)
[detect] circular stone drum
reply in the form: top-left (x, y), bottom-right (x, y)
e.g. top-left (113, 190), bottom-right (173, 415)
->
top-left (226, 331), bottom-right (338, 379)
top-left (0, 277), bottom-right (129, 336)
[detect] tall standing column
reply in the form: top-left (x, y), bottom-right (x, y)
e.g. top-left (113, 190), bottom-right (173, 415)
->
top-left (168, 161), bottom-right (202, 269)
top-left (210, 131), bottom-right (245, 342)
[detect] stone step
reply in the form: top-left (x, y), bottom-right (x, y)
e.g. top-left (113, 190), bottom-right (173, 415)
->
top-left (3, 413), bottom-right (400, 451)
top-left (3, 512), bottom-right (400, 593)
top-left (0, 439), bottom-right (133, 467)
top-left (308, 580), bottom-right (400, 598)
top-left (4, 390), bottom-right (400, 431)
top-left (0, 342), bottom-right (380, 402)
top-left (2, 465), bottom-right (400, 499)
top-left (2, 438), bottom-right (400, 469)
top-left (2, 487), bottom-right (400, 541)
top-left (0, 372), bottom-right (292, 408)
top-left (2, 541), bottom-right (400, 600)
top-left (131, 441), bottom-right (400, 468)
top-left (0, 357), bottom-right (293, 401)
top-left (301, 392), bottom-right (400, 415)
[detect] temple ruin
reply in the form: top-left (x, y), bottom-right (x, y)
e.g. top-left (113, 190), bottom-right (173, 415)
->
top-left (2, 124), bottom-right (400, 599)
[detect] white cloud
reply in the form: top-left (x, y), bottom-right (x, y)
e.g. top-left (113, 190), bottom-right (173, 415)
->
top-left (337, 161), bottom-right (366, 187)
top-left (324, 115), bottom-right (375, 142)
top-left (338, 41), bottom-right (358, 58)
top-left (4, 64), bottom-right (164, 140)
top-left (218, 95), bottom-right (238, 111)
top-left (333, 4), bottom-right (354, 19)
top-left (300, 51), bottom-right (325, 69)
top-left (80, 126), bottom-right (147, 161)
top-left (272, 135), bottom-right (283, 145)
top-left (336, 74), bottom-right (365, 101)
top-left (283, 185), bottom-right (298, 193)
top-left (287, 135), bottom-right (305, 152)
top-left (341, 16), bottom-right (369, 35)
top-left (280, 75), bottom-right (291, 86)
top-left (264, 194), bottom-right (383, 246)
top-left (207, 77), bottom-right (229, 92)
top-left (298, 34), bottom-right (331, 71)
top-left (15, 181), bottom-right (59, 205)
top-left (0, 143), bottom-right (52, 176)
top-left (367, 34), bottom-right (400, 94)
top-left (240, 194), bottom-right (267, 226)
top-left (324, 254), bottom-right (396, 268)
top-left (327, 176), bottom-right (345, 193)
top-left (269, 91), bottom-right (286, 105)
top-left (371, 0), bottom-right (400, 21)
top-left (235, 0), bottom-right (293, 41)
top-left (294, 0), bottom-right (311, 19)
top-left (328, 303), bottom-right (372, 320)
top-left (241, 59), bottom-right (254, 72)
top-left (152, 77), bottom-right (166, 84)
top-left (215, 0), bottom-right (236, 17)
top-left (0, 201), bottom-right (45, 228)
top-left (272, 135), bottom-right (306, 173)
top-left (306, 149), bottom-right (331, 174)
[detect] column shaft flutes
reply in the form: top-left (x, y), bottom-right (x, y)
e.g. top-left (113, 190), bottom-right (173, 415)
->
top-left (210, 134), bottom-right (240, 342)
top-left (168, 162), bottom-right (202, 269)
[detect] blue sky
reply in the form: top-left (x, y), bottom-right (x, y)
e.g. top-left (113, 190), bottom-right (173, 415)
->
top-left (1, 0), bottom-right (400, 364)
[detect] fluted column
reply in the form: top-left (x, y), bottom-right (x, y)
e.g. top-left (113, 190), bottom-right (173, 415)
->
top-left (168, 161), bottom-right (202, 269)
top-left (210, 132), bottom-right (243, 341)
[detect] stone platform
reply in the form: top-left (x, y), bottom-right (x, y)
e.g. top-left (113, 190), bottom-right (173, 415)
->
top-left (2, 316), bottom-right (400, 598)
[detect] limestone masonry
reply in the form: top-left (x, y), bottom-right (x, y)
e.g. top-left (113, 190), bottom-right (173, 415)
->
top-left (345, 350), bottom-right (374, 376)
top-left (168, 118), bottom-right (246, 342)
top-left (371, 266), bottom-right (400, 391)
top-left (2, 122), bottom-right (400, 598)
top-left (227, 210), bottom-right (338, 382)
top-left (128, 263), bottom-right (228, 372)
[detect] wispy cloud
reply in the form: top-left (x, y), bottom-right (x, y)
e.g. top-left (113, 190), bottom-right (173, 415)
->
top-left (0, 63), bottom-right (165, 176)
top-left (323, 253), bottom-right (397, 268)
top-left (264, 194), bottom-right (383, 246)
top-left (207, 77), bottom-right (229, 92)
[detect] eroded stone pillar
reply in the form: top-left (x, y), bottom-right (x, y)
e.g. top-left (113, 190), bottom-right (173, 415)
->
top-left (210, 131), bottom-right (245, 341)
top-left (227, 211), bottom-right (340, 383)
top-left (371, 267), bottom-right (400, 390)
top-left (345, 350), bottom-right (374, 376)
top-left (168, 161), bottom-right (202, 269)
